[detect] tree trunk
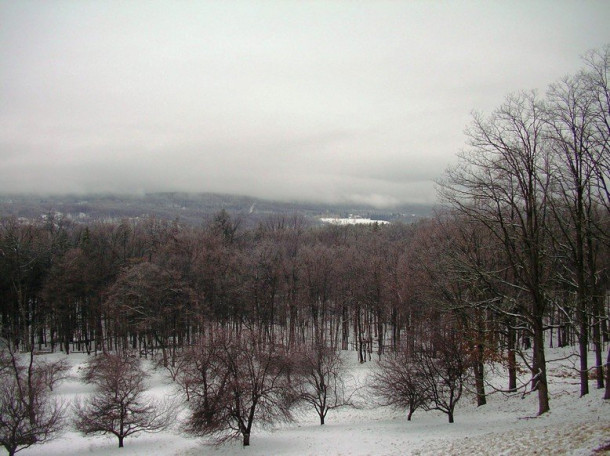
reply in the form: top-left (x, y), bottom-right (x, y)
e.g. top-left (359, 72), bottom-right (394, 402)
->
top-left (604, 345), bottom-right (610, 400)
top-left (341, 306), bottom-right (349, 351)
top-left (376, 307), bottom-right (384, 358)
top-left (391, 307), bottom-right (400, 351)
top-left (243, 432), bottom-right (250, 446)
top-left (356, 307), bottom-right (364, 363)
top-left (475, 316), bottom-right (486, 406)
top-left (475, 359), bottom-right (486, 406)
top-left (593, 297), bottom-right (605, 389)
top-left (118, 435), bottom-right (124, 448)
top-left (289, 303), bottom-right (296, 349)
top-left (578, 296), bottom-right (589, 397)
top-left (507, 322), bottom-right (517, 392)
top-left (532, 319), bottom-right (550, 415)
top-left (27, 350), bottom-right (37, 425)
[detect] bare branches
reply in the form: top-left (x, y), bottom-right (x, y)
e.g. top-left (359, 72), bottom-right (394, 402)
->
top-left (370, 331), bottom-right (472, 424)
top-left (439, 89), bottom-right (557, 415)
top-left (292, 343), bottom-right (357, 425)
top-left (0, 349), bottom-right (65, 456)
top-left (369, 347), bottom-right (427, 421)
top-left (35, 358), bottom-right (70, 392)
top-left (181, 330), bottom-right (297, 446)
top-left (74, 352), bottom-right (173, 448)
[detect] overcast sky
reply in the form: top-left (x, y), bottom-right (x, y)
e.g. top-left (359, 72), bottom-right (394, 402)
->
top-left (1, 1), bottom-right (608, 207)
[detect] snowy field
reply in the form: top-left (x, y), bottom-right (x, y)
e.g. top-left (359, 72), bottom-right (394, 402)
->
top-left (320, 217), bottom-right (390, 226)
top-left (19, 347), bottom-right (610, 456)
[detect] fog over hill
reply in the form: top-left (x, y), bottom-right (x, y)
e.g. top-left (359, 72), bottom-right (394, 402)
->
top-left (0, 193), bottom-right (435, 227)
top-left (2, 3), bottom-right (607, 207)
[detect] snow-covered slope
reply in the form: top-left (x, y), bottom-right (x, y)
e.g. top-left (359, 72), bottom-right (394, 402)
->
top-left (20, 347), bottom-right (610, 456)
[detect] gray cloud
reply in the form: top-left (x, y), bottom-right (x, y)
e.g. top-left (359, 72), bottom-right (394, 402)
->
top-left (1, 1), bottom-right (609, 206)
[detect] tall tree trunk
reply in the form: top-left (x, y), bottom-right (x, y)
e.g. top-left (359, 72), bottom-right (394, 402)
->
top-left (377, 308), bottom-right (384, 358)
top-left (391, 307), bottom-right (399, 350)
top-left (475, 314), bottom-right (486, 406)
top-left (356, 306), bottom-right (364, 363)
top-left (475, 359), bottom-right (486, 406)
top-left (593, 296), bottom-right (605, 389)
top-left (507, 320), bottom-right (517, 392)
top-left (532, 317), bottom-right (550, 415)
top-left (341, 305), bottom-right (349, 351)
top-left (604, 345), bottom-right (610, 400)
top-left (578, 294), bottom-right (589, 397)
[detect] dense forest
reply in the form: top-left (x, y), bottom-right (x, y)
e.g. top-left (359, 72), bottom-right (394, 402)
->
top-left (0, 47), bottom-right (609, 452)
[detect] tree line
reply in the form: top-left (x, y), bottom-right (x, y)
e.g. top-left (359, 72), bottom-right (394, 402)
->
top-left (0, 45), bottom-right (609, 453)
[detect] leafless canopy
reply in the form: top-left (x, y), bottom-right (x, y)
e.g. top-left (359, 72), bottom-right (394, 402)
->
top-left (74, 352), bottom-right (173, 448)
top-left (292, 343), bottom-right (356, 425)
top-left (0, 349), bottom-right (65, 456)
top-left (182, 329), bottom-right (297, 446)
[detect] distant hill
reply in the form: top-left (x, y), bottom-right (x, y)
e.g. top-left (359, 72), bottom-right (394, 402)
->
top-left (0, 193), bottom-right (435, 227)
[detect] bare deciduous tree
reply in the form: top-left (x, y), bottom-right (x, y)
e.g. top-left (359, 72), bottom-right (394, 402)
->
top-left (178, 332), bottom-right (229, 418)
top-left (184, 330), bottom-right (297, 446)
top-left (0, 349), bottom-right (64, 456)
top-left (293, 343), bottom-right (355, 425)
top-left (35, 358), bottom-right (71, 392)
top-left (74, 352), bottom-right (173, 448)
top-left (441, 91), bottom-right (554, 415)
top-left (580, 45), bottom-right (610, 401)
top-left (370, 346), bottom-right (427, 421)
top-left (370, 330), bottom-right (471, 424)
top-left (414, 332), bottom-right (472, 423)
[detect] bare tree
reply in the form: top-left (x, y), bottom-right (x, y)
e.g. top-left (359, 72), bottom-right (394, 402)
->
top-left (184, 330), bottom-right (297, 446)
top-left (581, 45), bottom-right (610, 401)
top-left (177, 332), bottom-right (230, 416)
top-left (74, 352), bottom-right (173, 448)
top-left (407, 215), bottom-right (499, 406)
top-left (0, 349), bottom-right (64, 456)
top-left (544, 63), bottom-right (609, 396)
top-left (371, 329), bottom-right (471, 424)
top-left (35, 358), bottom-right (70, 392)
top-left (414, 332), bottom-right (472, 423)
top-left (582, 46), bottom-right (610, 216)
top-left (441, 91), bottom-right (554, 415)
top-left (369, 346), bottom-right (427, 421)
top-left (293, 343), bottom-right (355, 425)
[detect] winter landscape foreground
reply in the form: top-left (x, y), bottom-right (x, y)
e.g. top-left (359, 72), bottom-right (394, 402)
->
top-left (18, 347), bottom-right (610, 456)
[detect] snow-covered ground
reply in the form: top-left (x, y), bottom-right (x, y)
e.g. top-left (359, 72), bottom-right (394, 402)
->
top-left (20, 347), bottom-right (610, 456)
top-left (320, 217), bottom-right (390, 225)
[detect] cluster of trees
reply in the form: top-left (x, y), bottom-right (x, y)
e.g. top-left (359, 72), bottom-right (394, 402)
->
top-left (0, 211), bottom-right (422, 359)
top-left (178, 328), bottom-right (356, 445)
top-left (0, 331), bottom-right (355, 452)
top-left (0, 347), bottom-right (174, 454)
top-left (440, 46), bottom-right (610, 414)
top-left (0, 45), bottom-right (609, 452)
top-left (371, 328), bottom-right (471, 423)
